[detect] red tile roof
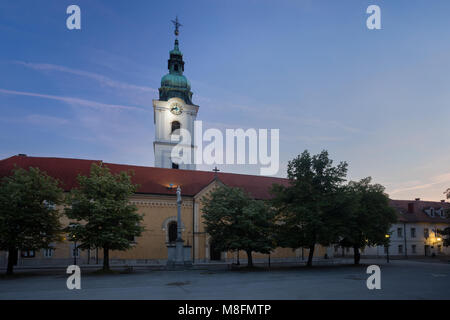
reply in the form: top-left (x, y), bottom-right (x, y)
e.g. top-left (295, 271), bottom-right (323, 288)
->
top-left (1, 155), bottom-right (449, 224)
top-left (0, 155), bottom-right (289, 200)
top-left (390, 199), bottom-right (450, 223)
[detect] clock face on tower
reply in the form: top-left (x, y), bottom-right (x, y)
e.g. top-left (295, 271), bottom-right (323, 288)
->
top-left (170, 102), bottom-right (183, 115)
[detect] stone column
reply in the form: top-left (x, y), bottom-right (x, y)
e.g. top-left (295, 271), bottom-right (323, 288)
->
top-left (174, 186), bottom-right (185, 265)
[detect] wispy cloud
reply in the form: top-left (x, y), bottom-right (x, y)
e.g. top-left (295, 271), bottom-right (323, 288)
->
top-left (390, 172), bottom-right (450, 195)
top-left (0, 114), bottom-right (69, 126)
top-left (15, 61), bottom-right (158, 94)
top-left (0, 88), bottom-right (147, 112)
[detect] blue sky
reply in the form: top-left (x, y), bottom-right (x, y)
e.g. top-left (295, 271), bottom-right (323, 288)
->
top-left (0, 0), bottom-right (449, 201)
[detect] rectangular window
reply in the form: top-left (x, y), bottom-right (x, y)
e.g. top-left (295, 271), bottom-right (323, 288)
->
top-left (44, 248), bottom-right (54, 257)
top-left (398, 245), bottom-right (403, 254)
top-left (411, 245), bottom-right (416, 254)
top-left (397, 227), bottom-right (403, 238)
top-left (384, 246), bottom-right (388, 254)
top-left (21, 250), bottom-right (35, 258)
top-left (127, 234), bottom-right (136, 244)
top-left (424, 228), bottom-right (429, 238)
top-left (411, 228), bottom-right (416, 238)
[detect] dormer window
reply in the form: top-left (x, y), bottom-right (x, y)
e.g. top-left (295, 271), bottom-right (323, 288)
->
top-left (436, 208), bottom-right (446, 218)
top-left (424, 207), bottom-right (435, 217)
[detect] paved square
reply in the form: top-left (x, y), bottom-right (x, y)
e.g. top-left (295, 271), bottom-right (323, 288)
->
top-left (0, 259), bottom-right (449, 299)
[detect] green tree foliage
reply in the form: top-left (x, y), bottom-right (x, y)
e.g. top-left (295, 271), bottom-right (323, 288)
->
top-left (271, 150), bottom-right (348, 266)
top-left (438, 227), bottom-right (450, 247)
top-left (0, 167), bottom-right (63, 275)
top-left (442, 188), bottom-right (450, 246)
top-left (65, 163), bottom-right (144, 271)
top-left (202, 185), bottom-right (276, 267)
top-left (338, 177), bottom-right (397, 265)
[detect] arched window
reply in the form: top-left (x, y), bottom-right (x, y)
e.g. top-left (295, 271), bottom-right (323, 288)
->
top-left (168, 221), bottom-right (177, 243)
top-left (171, 121), bottom-right (180, 134)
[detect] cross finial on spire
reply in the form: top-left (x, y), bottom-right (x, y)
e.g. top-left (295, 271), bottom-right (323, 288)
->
top-left (171, 16), bottom-right (182, 37)
top-left (213, 166), bottom-right (220, 178)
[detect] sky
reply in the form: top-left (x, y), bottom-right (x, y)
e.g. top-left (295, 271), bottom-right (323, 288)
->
top-left (0, 0), bottom-right (449, 201)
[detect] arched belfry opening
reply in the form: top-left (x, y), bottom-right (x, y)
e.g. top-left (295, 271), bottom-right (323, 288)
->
top-left (171, 121), bottom-right (180, 134)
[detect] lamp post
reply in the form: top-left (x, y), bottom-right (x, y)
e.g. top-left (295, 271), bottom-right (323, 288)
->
top-left (72, 234), bottom-right (77, 265)
top-left (385, 234), bottom-right (390, 263)
top-left (436, 237), bottom-right (442, 255)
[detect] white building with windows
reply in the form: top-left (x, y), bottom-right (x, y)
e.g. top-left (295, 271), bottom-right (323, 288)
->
top-left (361, 199), bottom-right (450, 257)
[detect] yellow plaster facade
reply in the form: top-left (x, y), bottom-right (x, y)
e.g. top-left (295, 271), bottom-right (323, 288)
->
top-left (7, 180), bottom-right (327, 266)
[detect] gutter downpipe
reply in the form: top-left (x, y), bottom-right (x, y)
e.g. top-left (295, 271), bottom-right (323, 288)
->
top-left (404, 222), bottom-right (408, 258)
top-left (192, 198), bottom-right (195, 264)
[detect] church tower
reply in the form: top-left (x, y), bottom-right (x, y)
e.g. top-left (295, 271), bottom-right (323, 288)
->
top-left (153, 18), bottom-right (198, 170)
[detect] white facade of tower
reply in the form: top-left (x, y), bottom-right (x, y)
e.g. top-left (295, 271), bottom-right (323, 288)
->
top-left (153, 97), bottom-right (199, 170)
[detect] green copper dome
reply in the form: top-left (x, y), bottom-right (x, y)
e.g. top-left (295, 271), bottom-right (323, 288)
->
top-left (159, 39), bottom-right (193, 104)
top-left (161, 73), bottom-right (191, 90)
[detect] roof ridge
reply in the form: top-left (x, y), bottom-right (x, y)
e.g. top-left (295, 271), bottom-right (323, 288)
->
top-left (1, 155), bottom-right (288, 179)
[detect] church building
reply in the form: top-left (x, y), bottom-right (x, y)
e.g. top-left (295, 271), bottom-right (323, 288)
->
top-left (0, 28), bottom-right (317, 267)
top-left (0, 25), bottom-right (448, 268)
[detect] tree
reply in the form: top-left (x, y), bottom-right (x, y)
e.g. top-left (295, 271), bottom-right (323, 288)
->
top-left (439, 228), bottom-right (450, 247)
top-left (338, 177), bottom-right (397, 265)
top-left (202, 185), bottom-right (276, 267)
top-left (271, 150), bottom-right (348, 266)
top-left (441, 189), bottom-right (450, 246)
top-left (437, 228), bottom-right (450, 247)
top-left (0, 167), bottom-right (63, 275)
top-left (65, 163), bottom-right (144, 271)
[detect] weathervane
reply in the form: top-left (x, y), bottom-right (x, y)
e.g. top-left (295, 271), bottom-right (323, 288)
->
top-left (171, 16), bottom-right (182, 36)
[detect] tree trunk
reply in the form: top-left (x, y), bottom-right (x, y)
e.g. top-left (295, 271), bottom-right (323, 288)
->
top-left (353, 245), bottom-right (360, 265)
top-left (6, 248), bottom-right (16, 275)
top-left (246, 250), bottom-right (253, 268)
top-left (103, 247), bottom-right (110, 271)
top-left (307, 244), bottom-right (315, 267)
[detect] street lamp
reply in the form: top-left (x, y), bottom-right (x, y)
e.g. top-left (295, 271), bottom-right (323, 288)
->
top-left (385, 234), bottom-right (390, 263)
top-left (72, 234), bottom-right (77, 265)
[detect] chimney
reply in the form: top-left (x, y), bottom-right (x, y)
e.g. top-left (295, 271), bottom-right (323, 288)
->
top-left (415, 198), bottom-right (420, 201)
top-left (408, 202), bottom-right (414, 213)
